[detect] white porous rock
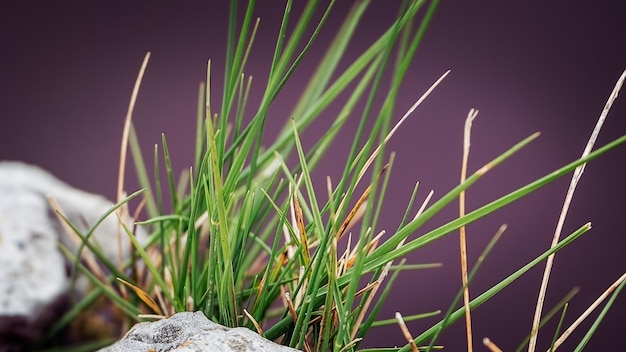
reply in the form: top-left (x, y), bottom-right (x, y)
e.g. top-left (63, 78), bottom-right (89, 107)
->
top-left (98, 311), bottom-right (301, 352)
top-left (0, 161), bottom-right (144, 346)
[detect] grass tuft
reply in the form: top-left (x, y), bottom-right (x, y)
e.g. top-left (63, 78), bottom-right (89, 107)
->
top-left (51, 2), bottom-right (626, 351)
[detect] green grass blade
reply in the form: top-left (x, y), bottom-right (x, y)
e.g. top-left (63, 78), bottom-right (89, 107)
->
top-left (161, 133), bottom-right (179, 211)
top-left (370, 311), bottom-right (441, 328)
top-left (550, 303), bottom-right (569, 352)
top-left (411, 224), bottom-right (592, 349)
top-left (194, 82), bottom-right (206, 173)
top-left (206, 105), bottom-right (237, 325)
top-left (129, 124), bottom-right (158, 217)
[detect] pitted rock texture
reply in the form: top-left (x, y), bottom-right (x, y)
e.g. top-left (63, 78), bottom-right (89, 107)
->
top-left (0, 161), bottom-right (143, 348)
top-left (98, 311), bottom-right (301, 352)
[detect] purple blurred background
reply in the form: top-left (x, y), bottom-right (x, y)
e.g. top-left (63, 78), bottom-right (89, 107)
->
top-left (2, 1), bottom-right (625, 350)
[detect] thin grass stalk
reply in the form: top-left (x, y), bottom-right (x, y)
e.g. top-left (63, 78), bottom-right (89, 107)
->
top-left (305, 54), bottom-right (383, 171)
top-left (160, 134), bottom-right (179, 215)
top-left (528, 67), bottom-right (626, 352)
top-left (370, 310), bottom-right (441, 328)
top-left (483, 338), bottom-right (503, 352)
top-left (426, 224), bottom-right (506, 351)
top-left (194, 82), bottom-right (206, 173)
top-left (239, 170), bottom-right (284, 272)
top-left (459, 108), bottom-right (478, 352)
top-left (129, 125), bottom-right (158, 217)
top-left (117, 52), bottom-right (150, 204)
top-left (549, 304), bottom-right (569, 352)
top-left (221, 0), bottom-right (255, 155)
top-left (153, 144), bottom-right (166, 278)
top-left (116, 52), bottom-right (150, 285)
top-left (267, 0), bottom-right (322, 93)
top-left (232, 74), bottom-right (245, 143)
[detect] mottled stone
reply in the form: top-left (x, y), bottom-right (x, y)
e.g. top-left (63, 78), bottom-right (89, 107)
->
top-left (0, 161), bottom-right (143, 347)
top-left (98, 312), bottom-right (301, 352)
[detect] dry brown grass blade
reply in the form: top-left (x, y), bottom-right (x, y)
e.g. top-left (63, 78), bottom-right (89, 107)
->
top-left (137, 314), bottom-right (166, 320)
top-left (460, 108), bottom-right (478, 352)
top-left (244, 309), bottom-right (264, 335)
top-left (295, 266), bottom-right (308, 308)
top-left (255, 265), bottom-right (269, 300)
top-left (336, 164), bottom-right (388, 241)
top-left (116, 52), bottom-right (151, 281)
top-left (345, 229), bottom-right (384, 271)
top-left (411, 188), bottom-right (434, 222)
top-left (365, 229), bottom-right (386, 255)
top-left (338, 338), bottom-right (363, 352)
top-left (293, 193), bottom-right (310, 264)
top-left (283, 292), bottom-right (312, 352)
top-left (284, 291), bottom-right (298, 323)
top-left (163, 267), bottom-right (176, 316)
top-left (152, 285), bottom-right (171, 318)
top-left (335, 185), bottom-right (372, 240)
top-left (356, 71), bottom-right (450, 183)
top-left (116, 277), bottom-right (163, 316)
top-left (326, 175), bottom-right (337, 227)
top-left (116, 51), bottom-right (151, 210)
top-left (334, 71), bottom-right (450, 222)
top-left (548, 272), bottom-right (626, 351)
top-left (350, 259), bottom-right (395, 340)
top-left (483, 338), bottom-right (503, 352)
top-left (339, 233), bottom-right (352, 275)
top-left (528, 68), bottom-right (626, 352)
top-left (344, 228), bottom-right (373, 270)
top-left (283, 181), bottom-right (302, 265)
top-left (396, 312), bottom-right (420, 352)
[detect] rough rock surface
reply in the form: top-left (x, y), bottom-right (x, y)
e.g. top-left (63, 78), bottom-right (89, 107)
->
top-left (0, 161), bottom-right (141, 348)
top-left (98, 311), bottom-right (301, 352)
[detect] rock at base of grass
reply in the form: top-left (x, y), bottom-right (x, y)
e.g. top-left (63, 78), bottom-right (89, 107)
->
top-left (0, 161), bottom-right (142, 348)
top-left (98, 311), bottom-right (301, 352)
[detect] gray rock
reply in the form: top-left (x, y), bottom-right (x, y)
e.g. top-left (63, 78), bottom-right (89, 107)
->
top-left (0, 161), bottom-right (143, 347)
top-left (98, 311), bottom-right (301, 352)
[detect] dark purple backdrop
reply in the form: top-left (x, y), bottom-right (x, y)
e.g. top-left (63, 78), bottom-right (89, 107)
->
top-left (2, 1), bottom-right (625, 350)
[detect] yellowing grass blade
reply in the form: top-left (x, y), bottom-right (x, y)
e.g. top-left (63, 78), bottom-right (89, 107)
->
top-left (116, 277), bottom-right (164, 316)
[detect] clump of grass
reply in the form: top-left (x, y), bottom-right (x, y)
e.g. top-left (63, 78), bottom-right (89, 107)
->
top-left (46, 1), bottom-right (626, 351)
